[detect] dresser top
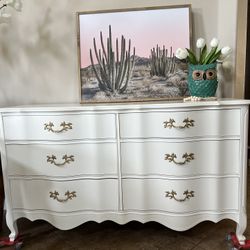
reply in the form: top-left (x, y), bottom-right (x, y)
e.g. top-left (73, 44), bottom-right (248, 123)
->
top-left (0, 98), bottom-right (250, 113)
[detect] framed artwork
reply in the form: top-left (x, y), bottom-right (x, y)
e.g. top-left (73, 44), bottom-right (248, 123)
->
top-left (77, 5), bottom-right (191, 104)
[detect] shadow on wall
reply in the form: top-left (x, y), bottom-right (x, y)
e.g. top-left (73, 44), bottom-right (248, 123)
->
top-left (0, 1), bottom-right (77, 106)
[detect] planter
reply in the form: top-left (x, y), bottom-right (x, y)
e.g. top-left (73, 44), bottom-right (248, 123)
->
top-left (188, 63), bottom-right (218, 97)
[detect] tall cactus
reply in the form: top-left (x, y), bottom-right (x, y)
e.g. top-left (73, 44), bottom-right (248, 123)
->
top-left (150, 45), bottom-right (176, 77)
top-left (90, 25), bottom-right (135, 94)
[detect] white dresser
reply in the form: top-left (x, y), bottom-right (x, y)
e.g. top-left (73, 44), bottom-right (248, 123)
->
top-left (0, 99), bottom-right (249, 243)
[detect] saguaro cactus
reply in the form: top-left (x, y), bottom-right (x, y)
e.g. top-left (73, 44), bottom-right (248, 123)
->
top-left (90, 25), bottom-right (135, 94)
top-left (150, 45), bottom-right (176, 77)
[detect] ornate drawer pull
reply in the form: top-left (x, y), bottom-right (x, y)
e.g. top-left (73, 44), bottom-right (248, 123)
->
top-left (165, 153), bottom-right (194, 165)
top-left (163, 118), bottom-right (194, 129)
top-left (44, 121), bottom-right (73, 133)
top-left (47, 154), bottom-right (74, 166)
top-left (165, 190), bottom-right (195, 202)
top-left (49, 190), bottom-right (76, 203)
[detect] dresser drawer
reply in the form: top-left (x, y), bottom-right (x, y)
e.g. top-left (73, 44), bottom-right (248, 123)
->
top-left (10, 179), bottom-right (118, 211)
top-left (123, 178), bottom-right (239, 213)
top-left (3, 113), bottom-right (116, 140)
top-left (121, 140), bottom-right (239, 176)
top-left (119, 109), bottom-right (240, 138)
top-left (6, 142), bottom-right (117, 176)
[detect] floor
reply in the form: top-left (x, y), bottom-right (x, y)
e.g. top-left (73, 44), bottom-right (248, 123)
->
top-left (0, 184), bottom-right (249, 250)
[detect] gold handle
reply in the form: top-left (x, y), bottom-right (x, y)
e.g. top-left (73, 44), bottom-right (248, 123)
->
top-left (44, 121), bottom-right (73, 133)
top-left (165, 153), bottom-right (194, 165)
top-left (47, 154), bottom-right (74, 167)
top-left (165, 190), bottom-right (194, 202)
top-left (163, 118), bottom-right (194, 129)
top-left (49, 190), bottom-right (76, 203)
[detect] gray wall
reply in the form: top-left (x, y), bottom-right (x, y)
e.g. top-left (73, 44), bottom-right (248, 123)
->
top-left (0, 0), bottom-right (238, 106)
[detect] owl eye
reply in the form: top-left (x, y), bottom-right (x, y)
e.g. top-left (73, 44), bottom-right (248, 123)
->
top-left (192, 70), bottom-right (204, 80)
top-left (206, 69), bottom-right (217, 80)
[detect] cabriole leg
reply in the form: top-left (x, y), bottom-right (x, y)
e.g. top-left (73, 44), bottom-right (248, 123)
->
top-left (236, 213), bottom-right (247, 245)
top-left (5, 211), bottom-right (18, 242)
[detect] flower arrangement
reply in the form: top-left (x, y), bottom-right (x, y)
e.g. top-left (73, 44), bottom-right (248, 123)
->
top-left (0, 0), bottom-right (22, 21)
top-left (175, 38), bottom-right (232, 65)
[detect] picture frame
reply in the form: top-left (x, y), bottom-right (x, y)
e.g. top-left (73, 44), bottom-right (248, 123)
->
top-left (77, 5), bottom-right (191, 104)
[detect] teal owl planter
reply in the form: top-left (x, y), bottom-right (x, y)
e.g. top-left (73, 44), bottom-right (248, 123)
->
top-left (188, 63), bottom-right (218, 97)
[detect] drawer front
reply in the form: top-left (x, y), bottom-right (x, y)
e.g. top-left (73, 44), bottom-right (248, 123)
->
top-left (123, 178), bottom-right (238, 213)
top-left (6, 142), bottom-right (117, 176)
top-left (3, 113), bottom-right (116, 140)
top-left (11, 179), bottom-right (118, 211)
top-left (119, 109), bottom-right (240, 138)
top-left (121, 140), bottom-right (239, 176)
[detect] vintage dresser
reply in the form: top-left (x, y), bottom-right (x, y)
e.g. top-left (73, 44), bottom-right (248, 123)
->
top-left (0, 99), bottom-right (249, 244)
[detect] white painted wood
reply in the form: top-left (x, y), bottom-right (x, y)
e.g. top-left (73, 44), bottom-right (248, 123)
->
top-left (10, 179), bottom-right (119, 211)
top-left (121, 140), bottom-right (240, 176)
top-left (0, 99), bottom-right (249, 242)
top-left (10, 211), bottom-right (238, 232)
top-left (119, 109), bottom-right (240, 138)
top-left (3, 113), bottom-right (116, 140)
top-left (6, 142), bottom-right (117, 177)
top-left (122, 178), bottom-right (239, 212)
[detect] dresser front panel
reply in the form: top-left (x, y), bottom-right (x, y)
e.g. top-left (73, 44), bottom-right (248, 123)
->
top-left (122, 178), bottom-right (239, 213)
top-left (119, 109), bottom-right (240, 138)
top-left (10, 179), bottom-right (118, 211)
top-left (6, 142), bottom-right (117, 177)
top-left (121, 140), bottom-right (239, 176)
top-left (3, 113), bottom-right (116, 141)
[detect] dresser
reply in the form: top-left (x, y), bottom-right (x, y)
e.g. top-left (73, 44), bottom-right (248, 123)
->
top-left (0, 99), bottom-right (249, 244)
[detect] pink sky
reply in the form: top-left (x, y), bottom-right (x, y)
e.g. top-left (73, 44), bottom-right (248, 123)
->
top-left (79, 7), bottom-right (190, 68)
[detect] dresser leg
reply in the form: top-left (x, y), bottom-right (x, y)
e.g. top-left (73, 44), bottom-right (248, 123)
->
top-left (5, 213), bottom-right (18, 242)
top-left (236, 216), bottom-right (247, 245)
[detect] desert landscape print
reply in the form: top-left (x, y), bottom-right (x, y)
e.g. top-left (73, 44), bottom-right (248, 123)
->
top-left (78, 6), bottom-right (190, 103)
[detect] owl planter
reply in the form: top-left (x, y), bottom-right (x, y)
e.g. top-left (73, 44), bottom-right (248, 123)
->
top-left (188, 63), bottom-right (218, 97)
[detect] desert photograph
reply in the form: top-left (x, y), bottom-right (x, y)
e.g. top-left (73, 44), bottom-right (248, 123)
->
top-left (78, 6), bottom-right (190, 103)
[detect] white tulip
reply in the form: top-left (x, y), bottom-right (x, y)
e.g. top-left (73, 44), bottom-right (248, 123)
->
top-left (221, 46), bottom-right (232, 56)
top-left (175, 48), bottom-right (188, 60)
top-left (210, 38), bottom-right (219, 47)
top-left (196, 38), bottom-right (205, 49)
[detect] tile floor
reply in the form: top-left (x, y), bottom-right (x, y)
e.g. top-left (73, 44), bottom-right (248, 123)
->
top-left (0, 180), bottom-right (249, 250)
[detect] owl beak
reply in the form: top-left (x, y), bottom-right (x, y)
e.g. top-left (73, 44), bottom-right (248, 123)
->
top-left (203, 73), bottom-right (207, 80)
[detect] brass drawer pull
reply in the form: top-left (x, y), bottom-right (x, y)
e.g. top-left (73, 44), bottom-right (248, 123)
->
top-left (165, 190), bottom-right (194, 202)
top-left (47, 154), bottom-right (74, 167)
top-left (49, 190), bottom-right (76, 203)
top-left (165, 153), bottom-right (194, 165)
top-left (163, 118), bottom-right (194, 129)
top-left (44, 121), bottom-right (72, 133)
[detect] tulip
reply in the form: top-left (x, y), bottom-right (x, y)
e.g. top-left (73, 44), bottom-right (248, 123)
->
top-left (210, 38), bottom-right (219, 47)
top-left (221, 46), bottom-right (232, 56)
top-left (196, 38), bottom-right (205, 49)
top-left (218, 46), bottom-right (232, 61)
top-left (175, 48), bottom-right (188, 60)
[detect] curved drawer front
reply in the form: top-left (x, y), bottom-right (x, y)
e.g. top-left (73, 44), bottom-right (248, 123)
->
top-left (6, 142), bottom-right (117, 176)
top-left (3, 113), bottom-right (116, 140)
top-left (119, 109), bottom-right (240, 138)
top-left (123, 178), bottom-right (239, 213)
top-left (121, 140), bottom-right (239, 176)
top-left (11, 179), bottom-right (118, 211)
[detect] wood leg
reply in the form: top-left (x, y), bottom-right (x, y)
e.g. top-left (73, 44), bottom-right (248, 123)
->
top-left (236, 213), bottom-right (247, 245)
top-left (5, 212), bottom-right (18, 242)
top-left (0, 159), bottom-right (3, 230)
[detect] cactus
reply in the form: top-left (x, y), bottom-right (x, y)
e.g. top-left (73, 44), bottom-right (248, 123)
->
top-left (90, 25), bottom-right (135, 94)
top-left (150, 45), bottom-right (176, 77)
